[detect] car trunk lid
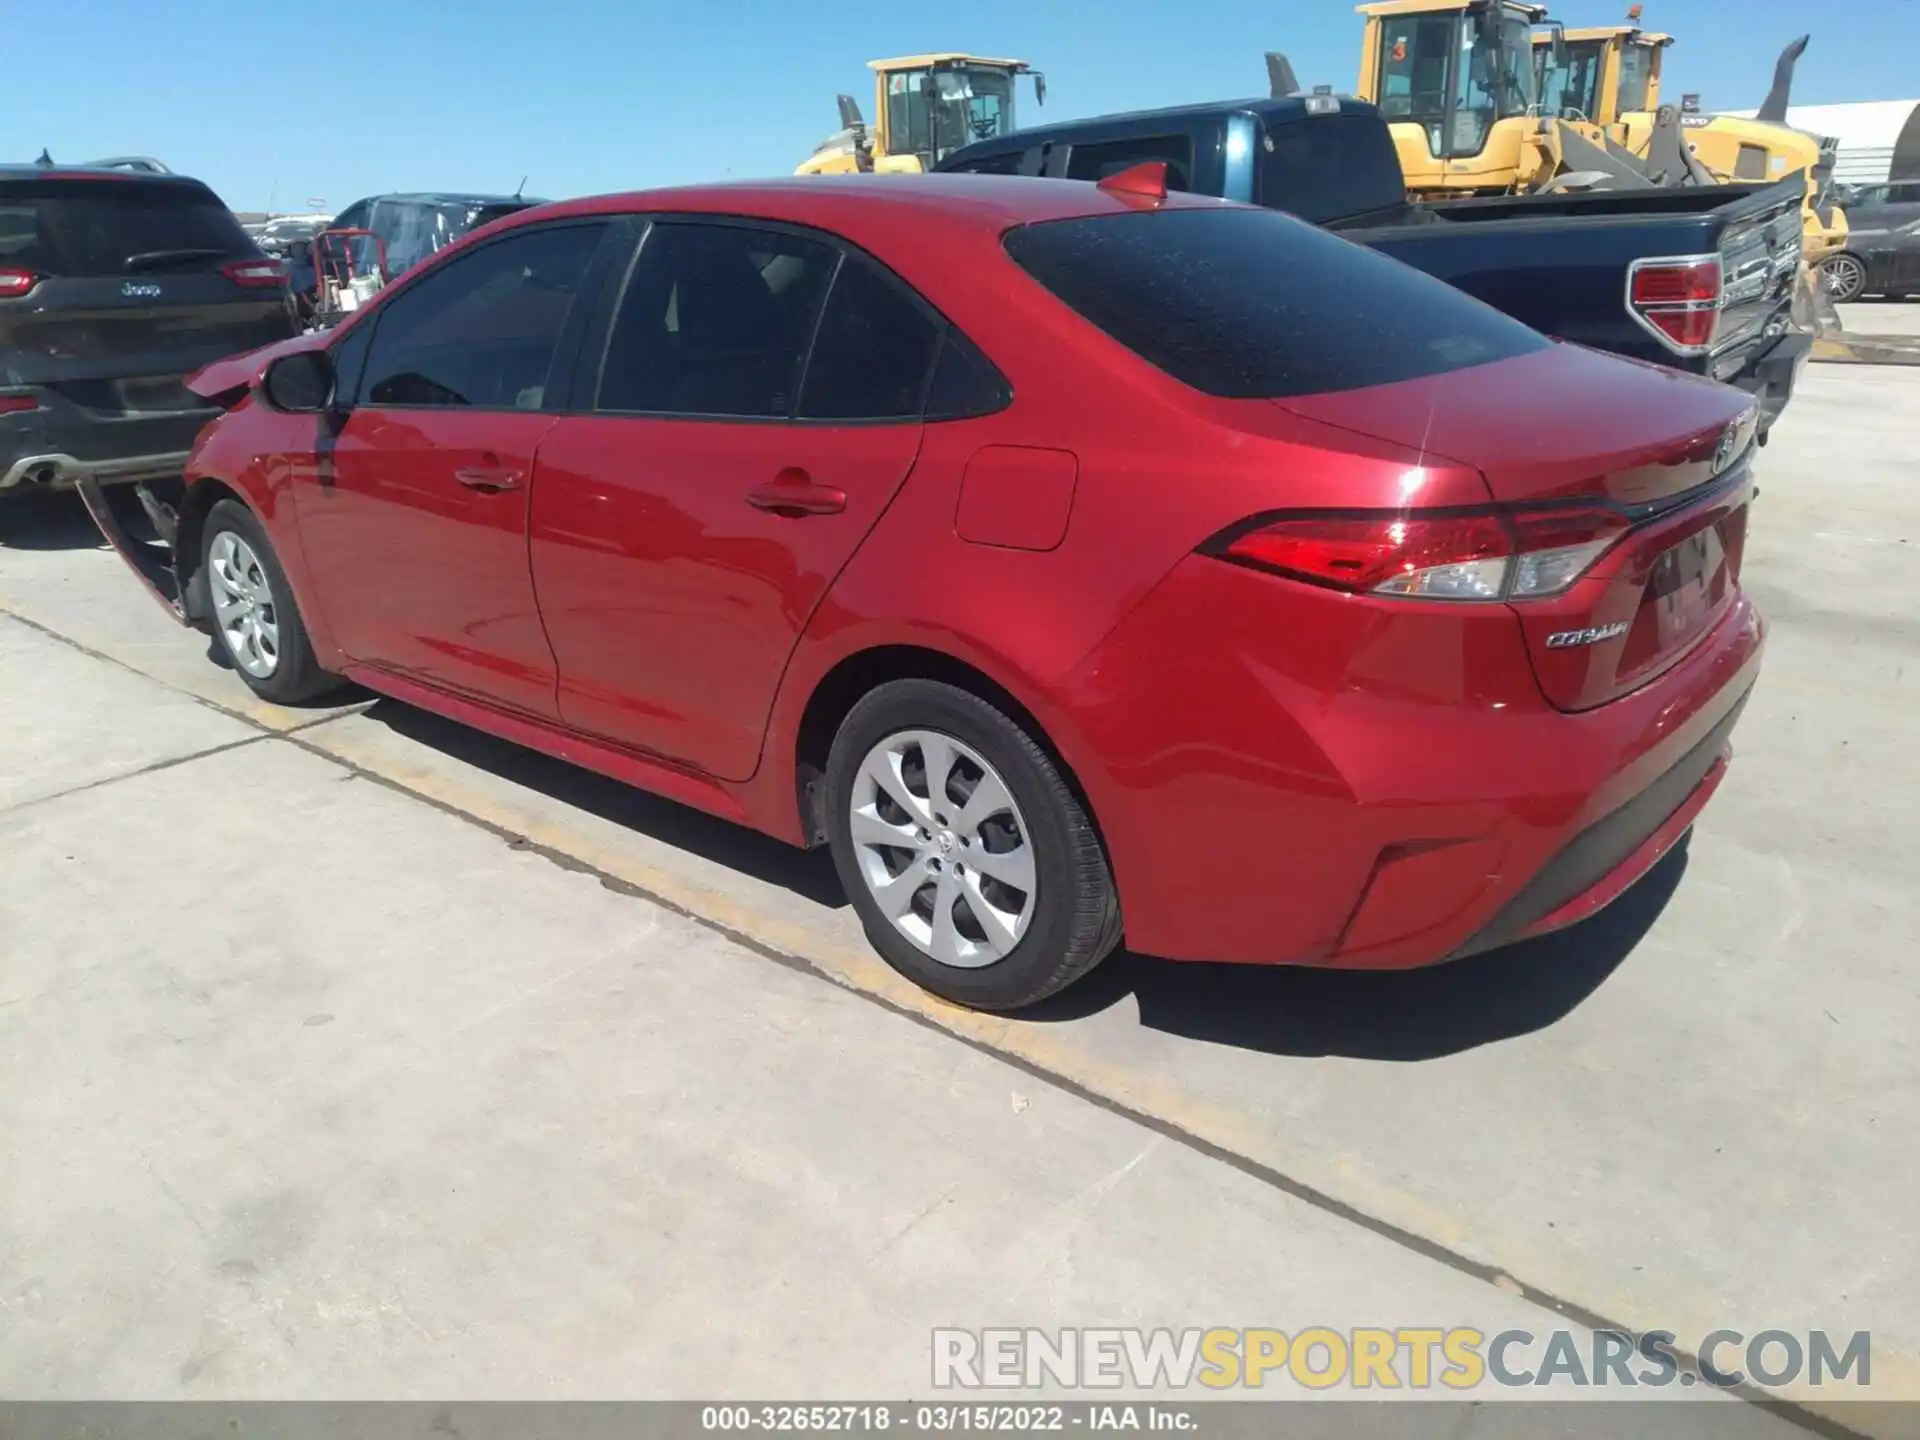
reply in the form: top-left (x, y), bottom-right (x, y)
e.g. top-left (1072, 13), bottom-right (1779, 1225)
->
top-left (1275, 343), bottom-right (1759, 711)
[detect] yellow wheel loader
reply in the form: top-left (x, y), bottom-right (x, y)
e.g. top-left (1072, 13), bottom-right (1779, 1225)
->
top-left (1354, 0), bottom-right (1548, 198)
top-left (797, 55), bottom-right (1046, 175)
top-left (1531, 19), bottom-right (1847, 259)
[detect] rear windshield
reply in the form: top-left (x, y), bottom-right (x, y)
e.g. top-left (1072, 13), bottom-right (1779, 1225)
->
top-left (1256, 113), bottom-right (1409, 223)
top-left (0, 179), bottom-right (256, 277)
top-left (1002, 206), bottom-right (1547, 399)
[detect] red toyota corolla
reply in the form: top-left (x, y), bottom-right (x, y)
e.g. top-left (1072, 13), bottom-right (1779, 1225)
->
top-left (83, 174), bottom-right (1764, 1012)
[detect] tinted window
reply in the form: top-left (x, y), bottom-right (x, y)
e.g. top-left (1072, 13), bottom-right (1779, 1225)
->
top-left (924, 329), bottom-right (1012, 420)
top-left (598, 222), bottom-right (836, 418)
top-left (1066, 135), bottom-right (1195, 192)
top-left (1257, 114), bottom-right (1409, 223)
top-left (798, 258), bottom-right (941, 420)
top-left (361, 222), bottom-right (607, 410)
top-left (946, 148), bottom-right (1032, 177)
top-left (0, 180), bottom-right (255, 276)
top-left (1003, 206), bottom-right (1547, 400)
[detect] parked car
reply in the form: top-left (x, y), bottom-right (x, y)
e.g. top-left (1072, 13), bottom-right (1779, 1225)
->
top-left (326, 191), bottom-right (544, 277)
top-left (80, 176), bottom-right (1764, 1012)
top-left (1818, 181), bottom-right (1920, 301)
top-left (283, 192), bottom-right (545, 329)
top-left (1, 163), bottom-right (297, 497)
top-left (939, 93), bottom-right (1811, 442)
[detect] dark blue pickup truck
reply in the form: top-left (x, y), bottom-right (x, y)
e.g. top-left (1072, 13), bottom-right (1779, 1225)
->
top-left (939, 94), bottom-right (1811, 440)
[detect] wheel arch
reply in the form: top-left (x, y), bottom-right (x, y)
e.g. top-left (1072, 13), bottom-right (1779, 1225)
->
top-left (173, 475), bottom-right (248, 624)
top-left (789, 643), bottom-right (1113, 869)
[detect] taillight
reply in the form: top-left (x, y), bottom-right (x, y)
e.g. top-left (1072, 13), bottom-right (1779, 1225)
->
top-left (1627, 255), bottom-right (1722, 354)
top-left (222, 257), bottom-right (288, 288)
top-left (0, 394), bottom-right (39, 413)
top-left (0, 267), bottom-right (40, 299)
top-left (1215, 505), bottom-right (1630, 602)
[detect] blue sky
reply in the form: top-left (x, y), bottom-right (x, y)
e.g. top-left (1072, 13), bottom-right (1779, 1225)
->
top-left (14, 0), bottom-right (1920, 212)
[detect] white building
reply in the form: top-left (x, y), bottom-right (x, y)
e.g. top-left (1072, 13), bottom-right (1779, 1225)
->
top-left (1724, 100), bottom-right (1920, 184)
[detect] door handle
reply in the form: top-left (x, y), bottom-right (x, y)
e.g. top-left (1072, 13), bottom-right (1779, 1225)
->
top-left (454, 466), bottom-right (522, 493)
top-left (745, 472), bottom-right (846, 517)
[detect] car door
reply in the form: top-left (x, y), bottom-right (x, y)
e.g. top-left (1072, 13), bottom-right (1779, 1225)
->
top-left (292, 218), bottom-right (616, 718)
top-left (529, 218), bottom-right (942, 780)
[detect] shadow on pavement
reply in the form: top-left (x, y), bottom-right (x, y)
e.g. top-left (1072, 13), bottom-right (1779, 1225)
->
top-left (360, 698), bottom-right (849, 910)
top-left (1027, 837), bottom-right (1690, 1061)
top-left (351, 693), bottom-right (1676, 1058)
top-left (0, 488), bottom-right (111, 551)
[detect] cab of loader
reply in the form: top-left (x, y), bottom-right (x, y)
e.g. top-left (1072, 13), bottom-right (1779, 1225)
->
top-left (1614, 34), bottom-right (1849, 258)
top-left (1354, 0), bottom-right (1544, 197)
top-left (797, 54), bottom-right (1045, 175)
top-left (1532, 23), bottom-right (1670, 128)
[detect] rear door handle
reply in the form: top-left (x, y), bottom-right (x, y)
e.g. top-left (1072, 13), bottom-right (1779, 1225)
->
top-left (745, 472), bottom-right (846, 517)
top-left (454, 466), bottom-right (522, 493)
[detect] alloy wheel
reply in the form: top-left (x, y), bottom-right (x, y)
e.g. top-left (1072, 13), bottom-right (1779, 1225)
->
top-left (848, 729), bottom-right (1037, 968)
top-left (207, 530), bottom-right (281, 679)
top-left (1823, 254), bottom-right (1866, 300)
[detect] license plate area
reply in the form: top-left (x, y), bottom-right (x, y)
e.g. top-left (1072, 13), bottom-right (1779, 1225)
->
top-left (115, 376), bottom-right (198, 412)
top-left (1618, 501), bottom-right (1746, 680)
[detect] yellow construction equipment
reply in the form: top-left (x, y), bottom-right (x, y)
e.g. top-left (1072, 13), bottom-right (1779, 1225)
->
top-left (797, 55), bottom-right (1046, 175)
top-left (1532, 20), bottom-right (1671, 130)
top-left (1354, 0), bottom-right (1547, 198)
top-left (1531, 20), bottom-right (1847, 259)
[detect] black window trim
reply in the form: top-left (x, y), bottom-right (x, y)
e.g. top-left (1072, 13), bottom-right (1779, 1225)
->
top-left (342, 215), bottom-right (624, 416)
top-left (574, 211), bottom-right (1010, 428)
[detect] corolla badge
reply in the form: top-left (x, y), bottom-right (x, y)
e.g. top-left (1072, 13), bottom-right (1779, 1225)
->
top-left (1546, 620), bottom-right (1631, 649)
top-left (121, 281), bottom-right (163, 298)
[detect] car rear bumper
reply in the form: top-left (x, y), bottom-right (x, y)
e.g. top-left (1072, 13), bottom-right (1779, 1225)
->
top-left (1057, 554), bottom-right (1765, 969)
top-left (1725, 329), bottom-right (1811, 439)
top-left (0, 390), bottom-right (213, 493)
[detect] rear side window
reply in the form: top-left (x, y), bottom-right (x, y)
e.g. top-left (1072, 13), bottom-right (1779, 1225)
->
top-left (1065, 135), bottom-right (1196, 192)
top-left (0, 180), bottom-right (255, 276)
top-left (1003, 206), bottom-right (1547, 399)
top-left (797, 258), bottom-right (941, 420)
top-left (1257, 114), bottom-right (1409, 223)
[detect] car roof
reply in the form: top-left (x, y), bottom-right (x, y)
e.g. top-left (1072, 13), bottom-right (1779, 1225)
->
top-left (0, 163), bottom-right (210, 187)
top-left (521, 173), bottom-right (1235, 239)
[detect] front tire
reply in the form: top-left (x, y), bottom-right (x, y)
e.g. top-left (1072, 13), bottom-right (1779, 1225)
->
top-left (825, 679), bottom-right (1122, 1012)
top-left (199, 498), bottom-right (340, 705)
top-left (1821, 252), bottom-right (1869, 304)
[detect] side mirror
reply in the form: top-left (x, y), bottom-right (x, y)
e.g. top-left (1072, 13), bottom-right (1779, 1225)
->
top-left (261, 349), bottom-right (335, 414)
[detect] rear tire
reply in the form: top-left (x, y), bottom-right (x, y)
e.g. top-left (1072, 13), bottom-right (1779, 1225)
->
top-left (824, 679), bottom-right (1122, 1012)
top-left (199, 498), bottom-right (340, 705)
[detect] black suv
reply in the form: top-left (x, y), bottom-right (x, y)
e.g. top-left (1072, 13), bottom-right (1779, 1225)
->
top-left (1, 164), bottom-right (298, 497)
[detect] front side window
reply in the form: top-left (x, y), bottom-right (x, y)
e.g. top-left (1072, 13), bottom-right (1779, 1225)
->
top-left (360, 222), bottom-right (608, 410)
top-left (597, 222), bottom-right (837, 418)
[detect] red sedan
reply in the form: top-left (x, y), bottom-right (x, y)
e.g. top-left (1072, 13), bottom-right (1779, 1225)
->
top-left (84, 173), bottom-right (1764, 1012)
